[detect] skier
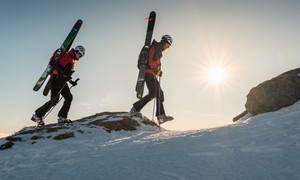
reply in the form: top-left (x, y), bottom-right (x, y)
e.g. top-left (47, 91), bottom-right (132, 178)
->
top-left (131, 35), bottom-right (174, 124)
top-left (31, 45), bottom-right (86, 125)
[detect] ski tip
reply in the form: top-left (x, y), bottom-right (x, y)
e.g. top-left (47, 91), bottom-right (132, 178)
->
top-left (76, 19), bottom-right (83, 25)
top-left (145, 11), bottom-right (156, 20)
top-left (33, 86), bottom-right (40, 91)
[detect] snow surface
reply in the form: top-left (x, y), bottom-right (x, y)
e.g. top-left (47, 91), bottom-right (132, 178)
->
top-left (1, 104), bottom-right (300, 180)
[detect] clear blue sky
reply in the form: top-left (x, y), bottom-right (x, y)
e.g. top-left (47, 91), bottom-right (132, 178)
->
top-left (1, 0), bottom-right (300, 136)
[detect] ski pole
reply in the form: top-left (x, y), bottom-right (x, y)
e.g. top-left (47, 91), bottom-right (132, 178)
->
top-left (152, 97), bottom-right (156, 121)
top-left (157, 76), bottom-right (161, 127)
top-left (158, 76), bottom-right (161, 115)
top-left (152, 76), bottom-right (160, 121)
top-left (43, 78), bottom-right (80, 120)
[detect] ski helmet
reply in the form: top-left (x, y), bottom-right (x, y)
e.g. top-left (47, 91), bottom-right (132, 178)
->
top-left (161, 35), bottom-right (173, 45)
top-left (75, 45), bottom-right (86, 57)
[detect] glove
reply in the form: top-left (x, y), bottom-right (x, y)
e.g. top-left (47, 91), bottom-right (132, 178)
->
top-left (60, 75), bottom-right (72, 82)
top-left (157, 70), bottom-right (163, 77)
top-left (153, 68), bottom-right (163, 77)
top-left (69, 80), bottom-right (77, 86)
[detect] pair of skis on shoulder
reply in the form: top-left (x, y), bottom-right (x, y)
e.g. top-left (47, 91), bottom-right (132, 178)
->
top-left (135, 11), bottom-right (156, 99)
top-left (33, 19), bottom-right (83, 95)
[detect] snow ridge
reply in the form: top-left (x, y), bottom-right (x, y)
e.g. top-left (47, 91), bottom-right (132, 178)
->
top-left (1, 106), bottom-right (300, 180)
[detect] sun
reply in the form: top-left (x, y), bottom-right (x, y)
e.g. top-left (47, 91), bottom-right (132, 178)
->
top-left (204, 64), bottom-right (228, 85)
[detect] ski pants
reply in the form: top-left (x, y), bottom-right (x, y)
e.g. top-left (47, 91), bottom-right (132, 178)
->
top-left (35, 77), bottom-right (73, 118)
top-left (133, 73), bottom-right (165, 116)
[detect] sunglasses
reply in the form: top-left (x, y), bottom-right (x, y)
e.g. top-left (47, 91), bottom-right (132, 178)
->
top-left (75, 50), bottom-right (83, 57)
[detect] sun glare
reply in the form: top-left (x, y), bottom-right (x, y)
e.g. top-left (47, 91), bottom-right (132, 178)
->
top-left (205, 64), bottom-right (228, 85)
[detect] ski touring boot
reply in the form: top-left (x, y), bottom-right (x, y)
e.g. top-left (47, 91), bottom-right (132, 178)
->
top-left (129, 106), bottom-right (142, 117)
top-left (31, 114), bottom-right (45, 126)
top-left (157, 114), bottom-right (174, 125)
top-left (58, 117), bottom-right (73, 124)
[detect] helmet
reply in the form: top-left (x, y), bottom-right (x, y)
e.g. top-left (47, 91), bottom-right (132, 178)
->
top-left (161, 35), bottom-right (173, 45)
top-left (74, 45), bottom-right (86, 57)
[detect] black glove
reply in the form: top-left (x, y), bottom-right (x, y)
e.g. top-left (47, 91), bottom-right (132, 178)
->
top-left (69, 80), bottom-right (77, 86)
top-left (60, 75), bottom-right (72, 83)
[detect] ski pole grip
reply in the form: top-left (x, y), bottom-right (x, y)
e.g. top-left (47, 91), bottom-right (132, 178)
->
top-left (75, 78), bottom-right (80, 83)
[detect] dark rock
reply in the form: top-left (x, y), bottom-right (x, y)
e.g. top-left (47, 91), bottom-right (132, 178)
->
top-left (6, 136), bottom-right (22, 142)
top-left (0, 111), bottom-right (158, 150)
top-left (18, 126), bottom-right (68, 135)
top-left (31, 136), bottom-right (44, 140)
top-left (53, 132), bottom-right (75, 140)
top-left (0, 141), bottom-right (14, 150)
top-left (245, 68), bottom-right (300, 115)
top-left (90, 116), bottom-right (140, 132)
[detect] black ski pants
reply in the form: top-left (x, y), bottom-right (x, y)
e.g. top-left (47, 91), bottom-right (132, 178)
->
top-left (133, 73), bottom-right (165, 116)
top-left (35, 77), bottom-right (73, 118)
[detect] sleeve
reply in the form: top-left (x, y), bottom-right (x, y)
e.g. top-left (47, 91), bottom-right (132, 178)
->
top-left (152, 46), bottom-right (162, 61)
top-left (64, 63), bottom-right (75, 77)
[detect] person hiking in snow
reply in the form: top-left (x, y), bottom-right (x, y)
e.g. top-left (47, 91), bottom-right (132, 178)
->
top-left (131, 35), bottom-right (174, 124)
top-left (31, 45), bottom-right (86, 125)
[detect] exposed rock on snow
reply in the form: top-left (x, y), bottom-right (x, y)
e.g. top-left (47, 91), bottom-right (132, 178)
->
top-left (245, 67), bottom-right (300, 115)
top-left (0, 105), bottom-right (300, 180)
top-left (0, 112), bottom-right (158, 150)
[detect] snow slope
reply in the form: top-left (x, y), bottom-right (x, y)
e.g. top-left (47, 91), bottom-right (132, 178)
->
top-left (1, 104), bottom-right (300, 180)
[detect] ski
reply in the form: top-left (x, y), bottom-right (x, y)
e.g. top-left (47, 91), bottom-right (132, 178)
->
top-left (33, 19), bottom-right (83, 92)
top-left (42, 76), bottom-right (53, 96)
top-left (135, 11), bottom-right (156, 99)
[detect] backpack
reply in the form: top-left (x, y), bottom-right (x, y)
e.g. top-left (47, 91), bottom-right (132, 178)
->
top-left (137, 46), bottom-right (150, 69)
top-left (49, 49), bottom-right (75, 77)
top-left (49, 49), bottom-right (66, 67)
top-left (137, 40), bottom-right (160, 69)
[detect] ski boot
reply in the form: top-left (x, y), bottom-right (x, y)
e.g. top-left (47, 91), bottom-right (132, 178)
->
top-left (157, 114), bottom-right (174, 124)
top-left (129, 107), bottom-right (142, 117)
top-left (58, 117), bottom-right (73, 124)
top-left (31, 114), bottom-right (45, 126)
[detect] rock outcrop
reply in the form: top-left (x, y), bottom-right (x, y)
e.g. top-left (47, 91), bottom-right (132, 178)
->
top-left (246, 67), bottom-right (300, 115)
top-left (0, 112), bottom-right (159, 150)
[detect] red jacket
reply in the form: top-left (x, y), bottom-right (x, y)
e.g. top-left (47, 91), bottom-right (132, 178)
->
top-left (146, 40), bottom-right (163, 76)
top-left (50, 48), bottom-right (76, 77)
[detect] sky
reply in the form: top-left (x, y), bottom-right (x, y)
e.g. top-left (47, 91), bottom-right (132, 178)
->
top-left (1, 0), bottom-right (300, 135)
